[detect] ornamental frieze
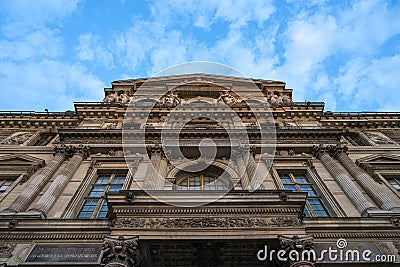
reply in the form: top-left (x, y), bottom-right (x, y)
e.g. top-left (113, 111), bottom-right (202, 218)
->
top-left (114, 216), bottom-right (302, 229)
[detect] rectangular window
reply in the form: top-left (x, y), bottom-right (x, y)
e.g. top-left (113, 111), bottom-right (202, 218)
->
top-left (385, 176), bottom-right (400, 191)
top-left (0, 179), bottom-right (13, 193)
top-left (34, 134), bottom-right (55, 146)
top-left (77, 173), bottom-right (126, 219)
top-left (278, 171), bottom-right (329, 218)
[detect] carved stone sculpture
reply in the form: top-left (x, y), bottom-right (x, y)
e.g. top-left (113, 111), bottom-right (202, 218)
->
top-left (365, 131), bottom-right (396, 144)
top-left (267, 92), bottom-right (293, 107)
top-left (0, 243), bottom-right (16, 257)
top-left (217, 91), bottom-right (241, 105)
top-left (101, 236), bottom-right (140, 267)
top-left (119, 93), bottom-right (130, 104)
top-left (1, 132), bottom-right (34, 145)
top-left (278, 235), bottom-right (315, 267)
top-left (161, 92), bottom-right (181, 106)
top-left (103, 92), bottom-right (119, 103)
top-left (103, 92), bottom-right (131, 104)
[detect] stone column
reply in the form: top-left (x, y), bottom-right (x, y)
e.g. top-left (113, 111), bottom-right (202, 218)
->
top-left (29, 145), bottom-right (89, 217)
top-left (233, 150), bottom-right (250, 190)
top-left (3, 146), bottom-right (67, 213)
top-left (142, 146), bottom-right (167, 190)
top-left (332, 145), bottom-right (400, 211)
top-left (313, 145), bottom-right (377, 216)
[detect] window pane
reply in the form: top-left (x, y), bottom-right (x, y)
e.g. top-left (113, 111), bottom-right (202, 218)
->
top-left (109, 185), bottom-right (122, 193)
top-left (112, 176), bottom-right (125, 184)
top-left (283, 185), bottom-right (297, 191)
top-left (295, 176), bottom-right (309, 184)
top-left (177, 176), bottom-right (228, 191)
top-left (280, 177), bottom-right (293, 184)
top-left (216, 179), bottom-right (228, 190)
top-left (89, 186), bottom-right (106, 197)
top-left (203, 176), bottom-right (216, 190)
top-left (388, 179), bottom-right (400, 190)
top-left (78, 199), bottom-right (98, 219)
top-left (0, 180), bottom-right (12, 191)
top-left (308, 199), bottom-right (329, 217)
top-left (98, 201), bottom-right (108, 219)
top-left (96, 176), bottom-right (110, 184)
top-left (304, 208), bottom-right (311, 218)
top-left (299, 185), bottom-right (317, 197)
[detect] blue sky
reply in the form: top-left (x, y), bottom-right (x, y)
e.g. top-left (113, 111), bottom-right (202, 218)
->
top-left (0, 0), bottom-right (399, 112)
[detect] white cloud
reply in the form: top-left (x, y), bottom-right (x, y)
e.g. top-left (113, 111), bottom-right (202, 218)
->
top-left (275, 0), bottom-right (400, 109)
top-left (76, 33), bottom-right (115, 68)
top-left (0, 0), bottom-right (106, 111)
top-left (0, 60), bottom-right (105, 111)
top-left (0, 0), bottom-right (81, 35)
top-left (335, 54), bottom-right (400, 111)
top-left (0, 28), bottom-right (62, 61)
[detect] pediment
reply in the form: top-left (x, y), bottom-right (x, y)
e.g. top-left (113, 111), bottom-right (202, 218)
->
top-left (357, 154), bottom-right (400, 164)
top-left (0, 154), bottom-right (45, 167)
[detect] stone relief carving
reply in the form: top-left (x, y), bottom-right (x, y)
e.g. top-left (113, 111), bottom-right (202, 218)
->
top-left (160, 92), bottom-right (181, 106)
top-left (0, 243), bottom-right (16, 257)
top-left (104, 122), bottom-right (122, 129)
top-left (1, 132), bottom-right (34, 145)
top-left (108, 149), bottom-right (124, 157)
top-left (101, 236), bottom-right (140, 267)
top-left (103, 92), bottom-right (131, 104)
top-left (267, 92), bottom-right (293, 107)
top-left (217, 91), bottom-right (242, 105)
top-left (114, 216), bottom-right (302, 229)
top-left (364, 131), bottom-right (397, 145)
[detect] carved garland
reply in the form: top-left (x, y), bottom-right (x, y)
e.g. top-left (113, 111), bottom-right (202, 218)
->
top-left (113, 216), bottom-right (302, 229)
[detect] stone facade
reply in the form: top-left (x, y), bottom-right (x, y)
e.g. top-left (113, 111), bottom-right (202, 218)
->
top-left (0, 74), bottom-right (399, 266)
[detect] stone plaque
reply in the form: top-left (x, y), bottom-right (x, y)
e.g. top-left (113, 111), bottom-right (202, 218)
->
top-left (26, 244), bottom-right (101, 263)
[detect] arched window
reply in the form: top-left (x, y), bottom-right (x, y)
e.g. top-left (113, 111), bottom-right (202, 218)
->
top-left (173, 165), bottom-right (231, 191)
top-left (176, 174), bottom-right (229, 191)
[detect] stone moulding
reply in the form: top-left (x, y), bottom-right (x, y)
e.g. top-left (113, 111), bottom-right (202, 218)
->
top-left (113, 216), bottom-right (302, 229)
top-left (113, 207), bottom-right (302, 215)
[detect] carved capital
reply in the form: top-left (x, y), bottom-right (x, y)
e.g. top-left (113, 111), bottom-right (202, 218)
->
top-left (312, 144), bottom-right (329, 159)
top-left (147, 145), bottom-right (164, 158)
top-left (54, 145), bottom-right (90, 159)
top-left (278, 235), bottom-right (314, 266)
top-left (330, 144), bottom-right (348, 157)
top-left (101, 236), bottom-right (140, 267)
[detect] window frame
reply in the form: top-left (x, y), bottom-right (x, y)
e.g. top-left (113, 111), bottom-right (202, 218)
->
top-left (277, 171), bottom-right (329, 217)
top-left (175, 174), bottom-right (230, 191)
top-left (77, 172), bottom-right (127, 219)
top-left (0, 178), bottom-right (15, 193)
top-left (379, 173), bottom-right (400, 198)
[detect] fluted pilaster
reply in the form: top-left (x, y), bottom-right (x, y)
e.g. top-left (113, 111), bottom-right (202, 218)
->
top-left (29, 146), bottom-right (89, 217)
top-left (142, 146), bottom-right (168, 190)
top-left (233, 150), bottom-right (250, 190)
top-left (3, 146), bottom-right (67, 213)
top-left (332, 145), bottom-right (400, 211)
top-left (313, 145), bottom-right (377, 216)
top-left (358, 132), bottom-right (376, 146)
top-left (22, 131), bottom-right (41, 146)
top-left (244, 147), bottom-right (265, 190)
